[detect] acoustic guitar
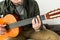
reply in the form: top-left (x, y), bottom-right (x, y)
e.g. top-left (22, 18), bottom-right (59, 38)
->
top-left (0, 8), bottom-right (60, 40)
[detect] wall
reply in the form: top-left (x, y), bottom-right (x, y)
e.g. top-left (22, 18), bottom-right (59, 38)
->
top-left (36, 0), bottom-right (60, 25)
top-left (36, 0), bottom-right (60, 15)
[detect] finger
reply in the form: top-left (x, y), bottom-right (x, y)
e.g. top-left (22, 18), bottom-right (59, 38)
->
top-left (2, 25), bottom-right (6, 27)
top-left (0, 31), bottom-right (5, 35)
top-left (35, 18), bottom-right (38, 24)
top-left (0, 29), bottom-right (6, 34)
top-left (37, 15), bottom-right (41, 23)
top-left (0, 28), bottom-right (5, 35)
top-left (0, 27), bottom-right (6, 31)
top-left (2, 28), bottom-right (6, 32)
top-left (0, 25), bottom-right (1, 26)
top-left (0, 25), bottom-right (6, 27)
top-left (32, 18), bottom-right (36, 25)
top-left (0, 27), bottom-right (2, 31)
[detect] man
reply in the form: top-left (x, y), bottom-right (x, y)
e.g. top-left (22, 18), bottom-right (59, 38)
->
top-left (0, 0), bottom-right (42, 40)
top-left (0, 0), bottom-right (59, 40)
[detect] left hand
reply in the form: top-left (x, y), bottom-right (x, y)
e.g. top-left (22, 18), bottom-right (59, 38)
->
top-left (32, 15), bottom-right (41, 31)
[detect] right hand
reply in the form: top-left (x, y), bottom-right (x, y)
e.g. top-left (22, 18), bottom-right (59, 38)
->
top-left (0, 25), bottom-right (6, 35)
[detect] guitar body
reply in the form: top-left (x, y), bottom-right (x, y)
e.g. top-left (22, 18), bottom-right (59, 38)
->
top-left (0, 14), bottom-right (22, 40)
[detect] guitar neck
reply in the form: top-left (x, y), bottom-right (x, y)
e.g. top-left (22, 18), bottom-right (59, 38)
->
top-left (41, 15), bottom-right (60, 25)
top-left (8, 18), bottom-right (33, 28)
top-left (8, 15), bottom-right (60, 29)
top-left (40, 15), bottom-right (46, 20)
top-left (8, 15), bottom-right (46, 28)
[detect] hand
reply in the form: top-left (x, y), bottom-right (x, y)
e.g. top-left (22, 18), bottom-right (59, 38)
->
top-left (32, 15), bottom-right (41, 31)
top-left (0, 24), bottom-right (6, 35)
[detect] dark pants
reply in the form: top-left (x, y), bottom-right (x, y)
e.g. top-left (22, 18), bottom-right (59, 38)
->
top-left (9, 27), bottom-right (60, 40)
